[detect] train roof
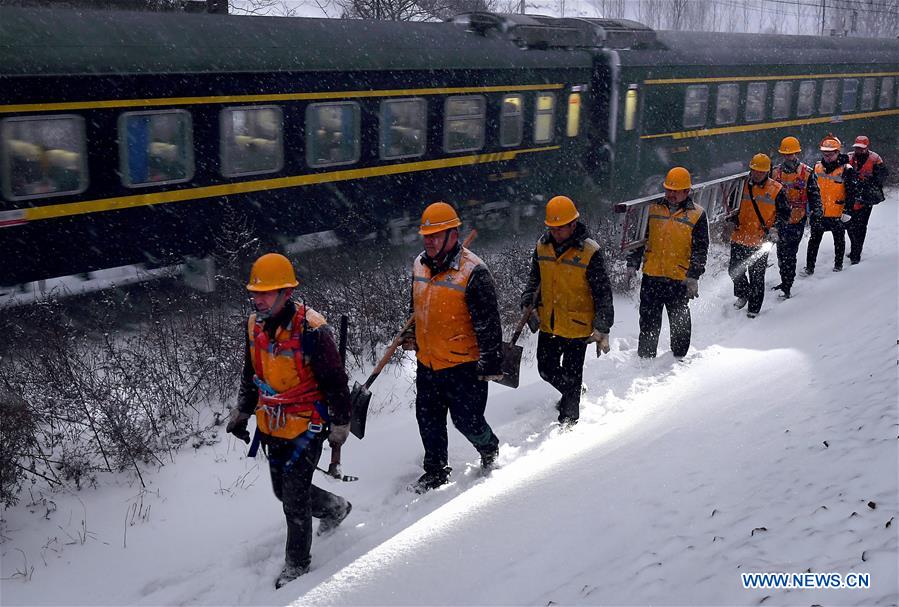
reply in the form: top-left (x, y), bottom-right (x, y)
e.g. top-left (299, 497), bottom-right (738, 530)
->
top-left (620, 29), bottom-right (899, 68)
top-left (0, 7), bottom-right (593, 77)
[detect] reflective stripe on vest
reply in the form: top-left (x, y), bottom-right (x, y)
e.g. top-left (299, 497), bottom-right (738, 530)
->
top-left (773, 163), bottom-right (811, 225)
top-left (815, 162), bottom-right (847, 218)
top-left (248, 305), bottom-right (326, 439)
top-left (642, 202), bottom-right (704, 282)
top-left (413, 248), bottom-right (481, 371)
top-left (536, 237), bottom-right (599, 339)
top-left (732, 179), bottom-right (783, 247)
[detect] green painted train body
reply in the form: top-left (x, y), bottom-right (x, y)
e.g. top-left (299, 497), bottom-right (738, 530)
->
top-left (0, 9), bottom-right (896, 285)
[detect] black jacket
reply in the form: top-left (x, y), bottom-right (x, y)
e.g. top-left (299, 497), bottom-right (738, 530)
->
top-left (236, 300), bottom-right (352, 426)
top-left (520, 222), bottom-right (615, 334)
top-left (627, 197), bottom-right (709, 281)
top-left (408, 242), bottom-right (504, 376)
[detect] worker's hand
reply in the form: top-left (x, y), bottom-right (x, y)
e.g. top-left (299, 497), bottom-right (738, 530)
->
top-left (400, 335), bottom-right (418, 351)
top-left (526, 309), bottom-right (540, 334)
top-left (840, 213), bottom-right (852, 223)
top-left (767, 228), bottom-right (779, 244)
top-left (226, 409), bottom-right (251, 444)
top-left (683, 277), bottom-right (699, 299)
top-left (328, 424), bottom-right (350, 448)
top-left (589, 330), bottom-right (610, 356)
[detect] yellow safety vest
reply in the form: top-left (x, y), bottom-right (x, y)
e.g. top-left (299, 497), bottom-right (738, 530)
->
top-left (536, 238), bottom-right (600, 339)
top-left (642, 202), bottom-right (704, 282)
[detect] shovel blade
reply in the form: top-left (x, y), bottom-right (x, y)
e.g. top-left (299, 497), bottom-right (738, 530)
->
top-left (349, 381), bottom-right (372, 440)
top-left (494, 341), bottom-right (523, 389)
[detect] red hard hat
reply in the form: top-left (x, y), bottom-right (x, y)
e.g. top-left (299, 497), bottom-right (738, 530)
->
top-left (853, 135), bottom-right (870, 149)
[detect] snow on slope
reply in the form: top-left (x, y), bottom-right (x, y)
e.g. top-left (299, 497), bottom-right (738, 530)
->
top-left (2, 194), bottom-right (896, 607)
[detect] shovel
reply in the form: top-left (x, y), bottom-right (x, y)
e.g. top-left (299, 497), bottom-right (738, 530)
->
top-left (350, 316), bottom-right (414, 439)
top-left (495, 303), bottom-right (536, 389)
top-left (349, 230), bottom-right (478, 438)
top-left (326, 315), bottom-right (350, 479)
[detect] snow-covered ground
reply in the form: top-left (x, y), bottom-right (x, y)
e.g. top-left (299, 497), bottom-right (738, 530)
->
top-left (2, 192), bottom-right (897, 606)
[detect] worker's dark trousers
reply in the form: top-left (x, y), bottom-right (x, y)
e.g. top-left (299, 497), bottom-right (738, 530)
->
top-left (416, 361), bottom-right (499, 474)
top-left (775, 218), bottom-right (806, 291)
top-left (847, 205), bottom-right (874, 264)
top-left (729, 243), bottom-right (768, 315)
top-left (806, 217), bottom-right (845, 272)
top-left (537, 331), bottom-right (588, 423)
top-left (266, 434), bottom-right (347, 570)
top-left (638, 274), bottom-right (692, 358)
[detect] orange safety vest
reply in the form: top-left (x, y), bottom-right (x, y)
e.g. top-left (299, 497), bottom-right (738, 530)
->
top-left (814, 162), bottom-right (848, 218)
top-left (772, 163), bottom-right (811, 225)
top-left (536, 237), bottom-right (600, 339)
top-left (248, 304), bottom-right (327, 439)
top-left (849, 151), bottom-right (884, 209)
top-left (641, 202), bottom-right (704, 282)
top-left (732, 179), bottom-right (783, 247)
top-left (413, 248), bottom-right (482, 371)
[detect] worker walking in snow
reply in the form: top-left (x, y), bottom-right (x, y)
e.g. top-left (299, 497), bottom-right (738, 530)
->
top-left (770, 136), bottom-right (822, 300)
top-left (627, 167), bottom-right (708, 358)
top-left (226, 253), bottom-right (352, 589)
top-left (846, 135), bottom-right (889, 265)
top-left (403, 202), bottom-right (503, 493)
top-left (804, 134), bottom-right (858, 275)
top-left (728, 154), bottom-right (790, 318)
top-left (521, 195), bottom-right (614, 426)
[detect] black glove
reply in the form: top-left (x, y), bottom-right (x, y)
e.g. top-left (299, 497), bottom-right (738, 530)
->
top-left (226, 409), bottom-right (251, 444)
top-left (526, 309), bottom-right (540, 334)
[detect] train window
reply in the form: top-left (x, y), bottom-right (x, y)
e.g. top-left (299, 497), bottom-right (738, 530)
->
top-left (444, 95), bottom-right (486, 153)
top-left (220, 106), bottom-right (283, 177)
top-left (745, 82), bottom-right (767, 123)
top-left (500, 94), bottom-right (523, 147)
top-left (119, 110), bottom-right (194, 187)
top-left (772, 81), bottom-right (792, 119)
top-left (861, 78), bottom-right (878, 111)
top-left (715, 84), bottom-right (739, 126)
top-left (380, 98), bottom-right (427, 160)
top-left (797, 80), bottom-right (816, 117)
top-left (306, 102), bottom-right (361, 168)
top-left (683, 85), bottom-right (708, 128)
top-left (534, 93), bottom-right (556, 144)
top-left (624, 85), bottom-right (638, 131)
top-left (841, 79), bottom-right (859, 113)
top-left (1, 115), bottom-right (87, 201)
top-left (880, 76), bottom-right (895, 109)
top-left (566, 93), bottom-right (581, 138)
top-left (819, 79), bottom-right (838, 115)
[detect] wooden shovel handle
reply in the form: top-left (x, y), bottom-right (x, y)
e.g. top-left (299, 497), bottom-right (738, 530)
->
top-left (509, 286), bottom-right (540, 346)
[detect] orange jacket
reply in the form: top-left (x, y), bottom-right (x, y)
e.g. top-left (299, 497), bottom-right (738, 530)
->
top-left (732, 179), bottom-right (785, 247)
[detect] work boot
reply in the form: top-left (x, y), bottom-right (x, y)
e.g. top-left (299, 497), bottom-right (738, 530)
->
top-left (833, 265), bottom-right (843, 272)
top-left (746, 311), bottom-right (758, 319)
top-left (479, 447), bottom-right (499, 471)
top-left (801, 267), bottom-right (814, 277)
top-left (410, 467), bottom-right (451, 494)
top-left (777, 288), bottom-right (791, 300)
top-left (733, 297), bottom-right (748, 310)
top-left (771, 283), bottom-right (783, 291)
top-left (275, 563), bottom-right (309, 589)
top-left (317, 500), bottom-right (352, 537)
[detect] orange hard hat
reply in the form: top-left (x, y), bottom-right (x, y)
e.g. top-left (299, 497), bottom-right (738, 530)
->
top-left (545, 195), bottom-right (579, 227)
top-left (246, 253), bottom-right (298, 292)
top-left (853, 135), bottom-right (870, 149)
top-left (778, 136), bottom-right (802, 155)
top-left (819, 134), bottom-right (842, 152)
top-left (749, 153), bottom-right (772, 172)
top-left (663, 167), bottom-right (692, 191)
top-left (419, 202), bottom-right (461, 235)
